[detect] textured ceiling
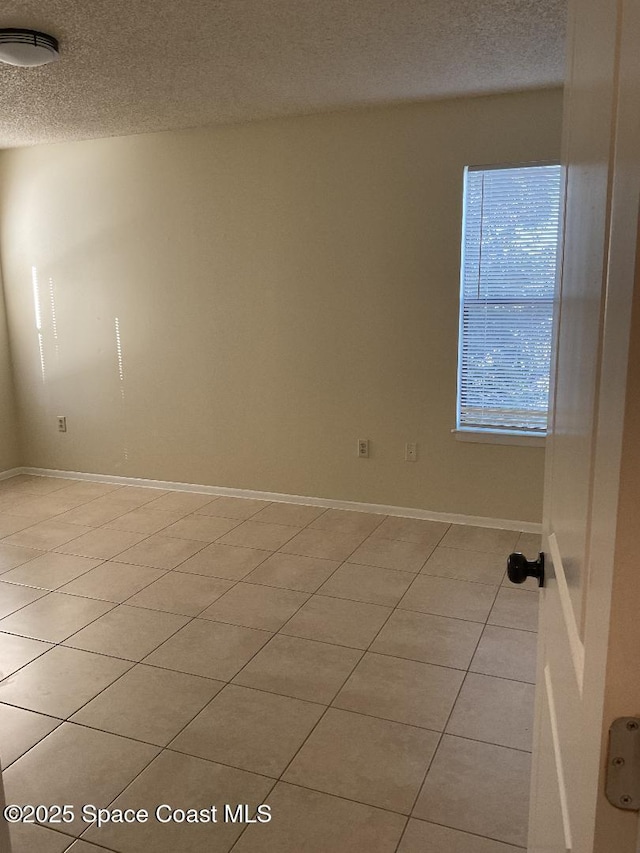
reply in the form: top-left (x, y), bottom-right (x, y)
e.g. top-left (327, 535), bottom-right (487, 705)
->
top-left (0, 0), bottom-right (566, 149)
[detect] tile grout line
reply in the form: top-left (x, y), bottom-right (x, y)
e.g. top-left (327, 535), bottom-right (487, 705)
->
top-left (2, 492), bottom-right (335, 841)
top-left (68, 499), bottom-right (341, 847)
top-left (0, 486), bottom-right (200, 615)
top-left (0, 493), bottom-right (284, 648)
top-left (0, 498), bottom-right (331, 698)
top-left (394, 814), bottom-right (529, 851)
top-left (227, 519), bottom-right (457, 848)
top-left (3, 506), bottom-right (485, 744)
top-left (0, 505), bottom-right (268, 784)
top-left (1, 480), bottom-right (534, 849)
top-left (0, 506), bottom-right (529, 704)
top-left (226, 515), bottom-right (397, 850)
top-left (0, 482), bottom-right (166, 546)
top-left (392, 564), bottom-right (513, 853)
top-left (56, 600), bottom-right (537, 683)
top-left (0, 593), bottom-right (533, 780)
top-left (387, 531), bottom-right (489, 853)
top-left (14, 726), bottom-right (529, 851)
top-left (0, 677), bottom-right (535, 767)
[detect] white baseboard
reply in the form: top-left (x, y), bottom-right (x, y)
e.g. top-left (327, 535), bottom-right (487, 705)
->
top-left (0, 467), bottom-right (23, 481)
top-left (17, 466), bottom-right (542, 533)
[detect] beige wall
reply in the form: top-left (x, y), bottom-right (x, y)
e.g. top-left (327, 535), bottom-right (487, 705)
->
top-left (0, 89), bottom-right (562, 520)
top-left (0, 270), bottom-right (20, 472)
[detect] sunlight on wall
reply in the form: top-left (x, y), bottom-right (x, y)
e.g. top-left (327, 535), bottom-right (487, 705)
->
top-left (48, 276), bottom-right (59, 362)
top-left (31, 265), bottom-right (45, 383)
top-left (115, 316), bottom-right (129, 462)
top-left (115, 316), bottom-right (125, 397)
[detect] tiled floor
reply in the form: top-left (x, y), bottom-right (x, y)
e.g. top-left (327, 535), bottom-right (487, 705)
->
top-left (0, 474), bottom-right (540, 853)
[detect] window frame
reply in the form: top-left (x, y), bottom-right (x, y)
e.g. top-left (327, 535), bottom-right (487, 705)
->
top-left (454, 160), bottom-right (562, 445)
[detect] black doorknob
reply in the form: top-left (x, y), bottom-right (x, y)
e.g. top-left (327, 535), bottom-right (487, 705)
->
top-left (507, 552), bottom-right (545, 587)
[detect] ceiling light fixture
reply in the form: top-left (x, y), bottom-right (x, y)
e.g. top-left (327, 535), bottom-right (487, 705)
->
top-left (0, 28), bottom-right (59, 67)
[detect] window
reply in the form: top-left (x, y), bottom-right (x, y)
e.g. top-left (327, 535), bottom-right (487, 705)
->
top-left (456, 163), bottom-right (562, 441)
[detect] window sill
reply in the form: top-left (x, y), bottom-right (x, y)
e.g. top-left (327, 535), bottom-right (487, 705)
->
top-left (452, 429), bottom-right (547, 447)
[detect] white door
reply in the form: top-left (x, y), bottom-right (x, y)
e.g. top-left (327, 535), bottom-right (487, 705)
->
top-left (528, 0), bottom-right (640, 850)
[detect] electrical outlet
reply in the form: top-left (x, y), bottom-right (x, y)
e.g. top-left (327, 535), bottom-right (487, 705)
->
top-left (357, 439), bottom-right (369, 458)
top-left (405, 442), bottom-right (417, 461)
top-left (57, 416), bottom-right (67, 433)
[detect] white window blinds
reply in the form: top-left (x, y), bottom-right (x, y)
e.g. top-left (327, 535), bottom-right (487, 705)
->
top-left (457, 163), bottom-right (562, 434)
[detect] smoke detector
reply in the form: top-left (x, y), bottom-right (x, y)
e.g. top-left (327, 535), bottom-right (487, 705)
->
top-left (0, 28), bottom-right (59, 67)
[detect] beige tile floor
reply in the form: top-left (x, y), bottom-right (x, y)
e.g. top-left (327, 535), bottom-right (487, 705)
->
top-left (0, 474), bottom-right (540, 853)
